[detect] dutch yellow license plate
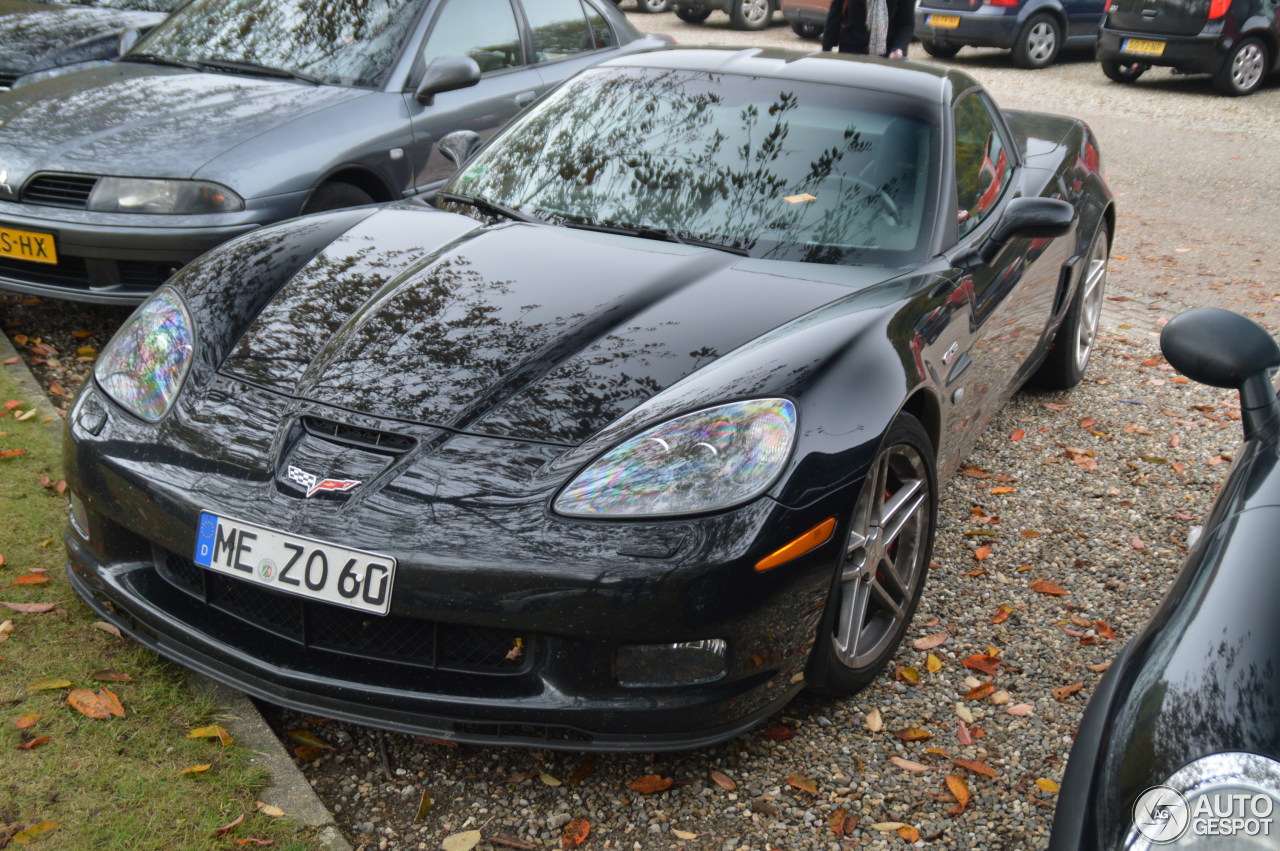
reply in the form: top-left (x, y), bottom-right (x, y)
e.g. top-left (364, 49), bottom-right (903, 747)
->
top-left (1122, 38), bottom-right (1166, 55)
top-left (927, 14), bottom-right (960, 28)
top-left (0, 226), bottom-right (57, 265)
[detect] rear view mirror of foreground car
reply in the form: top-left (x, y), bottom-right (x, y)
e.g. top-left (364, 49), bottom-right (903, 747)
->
top-left (970, 197), bottom-right (1076, 264)
top-left (416, 55), bottom-right (481, 106)
top-left (1161, 307), bottom-right (1280, 438)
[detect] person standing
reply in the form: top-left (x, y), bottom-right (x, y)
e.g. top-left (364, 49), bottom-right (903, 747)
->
top-left (821, 0), bottom-right (914, 58)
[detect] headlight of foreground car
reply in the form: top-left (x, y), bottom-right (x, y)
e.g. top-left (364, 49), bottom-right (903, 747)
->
top-left (93, 286), bottom-right (195, 422)
top-left (1127, 753), bottom-right (1280, 849)
top-left (87, 177), bottom-right (244, 214)
top-left (555, 399), bottom-right (796, 518)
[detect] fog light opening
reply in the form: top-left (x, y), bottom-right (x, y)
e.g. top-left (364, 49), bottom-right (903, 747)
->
top-left (616, 639), bottom-right (727, 687)
top-left (69, 493), bottom-right (90, 541)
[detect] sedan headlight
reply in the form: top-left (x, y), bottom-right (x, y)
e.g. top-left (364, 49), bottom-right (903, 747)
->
top-left (94, 286), bottom-right (195, 422)
top-left (554, 399), bottom-right (796, 518)
top-left (87, 177), bottom-right (244, 214)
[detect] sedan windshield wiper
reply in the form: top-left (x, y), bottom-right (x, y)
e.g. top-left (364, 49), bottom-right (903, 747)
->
top-left (194, 58), bottom-right (323, 85)
top-left (118, 53), bottom-right (205, 72)
top-left (561, 220), bottom-right (748, 256)
top-left (439, 191), bottom-right (542, 224)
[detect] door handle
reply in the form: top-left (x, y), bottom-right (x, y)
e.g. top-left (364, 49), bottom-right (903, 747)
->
top-left (515, 91), bottom-right (536, 108)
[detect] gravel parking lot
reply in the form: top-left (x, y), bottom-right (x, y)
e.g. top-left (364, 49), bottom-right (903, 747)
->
top-left (2, 10), bottom-right (1276, 849)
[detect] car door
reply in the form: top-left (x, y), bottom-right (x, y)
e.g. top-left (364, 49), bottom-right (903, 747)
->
top-left (943, 89), bottom-right (1063, 447)
top-left (403, 0), bottom-right (542, 193)
top-left (1064, 0), bottom-right (1107, 41)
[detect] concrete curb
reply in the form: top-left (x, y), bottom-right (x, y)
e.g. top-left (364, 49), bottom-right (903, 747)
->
top-left (0, 329), bottom-right (351, 851)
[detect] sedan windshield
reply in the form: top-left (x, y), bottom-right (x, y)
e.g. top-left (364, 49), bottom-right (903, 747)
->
top-left (449, 66), bottom-right (941, 267)
top-left (131, 0), bottom-right (428, 88)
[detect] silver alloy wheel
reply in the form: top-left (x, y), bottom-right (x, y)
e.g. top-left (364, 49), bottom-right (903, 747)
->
top-left (832, 442), bottom-right (931, 669)
top-left (639, 0), bottom-right (672, 10)
top-left (1073, 229), bottom-right (1108, 374)
top-left (1026, 21), bottom-right (1057, 63)
top-left (740, 0), bottom-right (769, 25)
top-left (1230, 42), bottom-right (1266, 92)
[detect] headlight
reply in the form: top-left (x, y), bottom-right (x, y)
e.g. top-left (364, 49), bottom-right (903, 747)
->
top-left (554, 399), bottom-right (796, 518)
top-left (87, 177), bottom-right (244, 214)
top-left (94, 286), bottom-right (195, 422)
top-left (1128, 753), bottom-right (1280, 849)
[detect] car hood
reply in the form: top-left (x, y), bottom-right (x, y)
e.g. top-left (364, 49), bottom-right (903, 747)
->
top-left (220, 206), bottom-right (890, 445)
top-left (0, 1), bottom-right (165, 74)
top-left (0, 63), bottom-right (367, 179)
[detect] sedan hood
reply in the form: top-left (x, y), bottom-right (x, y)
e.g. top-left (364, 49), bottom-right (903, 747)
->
top-left (0, 63), bottom-right (366, 179)
top-left (221, 207), bottom-right (885, 445)
top-left (0, 1), bottom-right (165, 74)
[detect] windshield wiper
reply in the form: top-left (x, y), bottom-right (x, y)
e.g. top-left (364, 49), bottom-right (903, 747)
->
top-left (118, 53), bottom-right (204, 72)
top-left (561, 220), bottom-right (748, 256)
top-left (195, 58), bottom-right (322, 85)
top-left (439, 191), bottom-right (542, 224)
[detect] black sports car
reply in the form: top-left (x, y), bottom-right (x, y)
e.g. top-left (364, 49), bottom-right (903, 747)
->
top-left (64, 47), bottom-right (1114, 750)
top-left (1051, 308), bottom-right (1280, 850)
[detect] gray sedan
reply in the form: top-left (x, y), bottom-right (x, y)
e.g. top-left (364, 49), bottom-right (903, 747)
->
top-left (0, 0), bottom-right (666, 304)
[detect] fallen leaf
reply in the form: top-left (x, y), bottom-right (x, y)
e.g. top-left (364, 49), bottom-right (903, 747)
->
top-left (292, 746), bottom-right (324, 761)
top-left (99, 687), bottom-right (125, 718)
top-left (961, 466), bottom-right (992, 479)
top-left (992, 604), bottom-right (1014, 624)
top-left (912, 631), bottom-right (949, 651)
top-left (1079, 416), bottom-right (1097, 429)
top-left (710, 769), bottom-right (736, 791)
top-left (1132, 537), bottom-right (1147, 550)
top-left (561, 818), bottom-right (590, 850)
top-left (1005, 703), bottom-right (1035, 716)
top-left (12, 574), bottom-right (49, 585)
top-left (671, 828), bottom-right (700, 841)
top-left (1010, 429), bottom-right (1025, 441)
top-left (899, 665), bottom-right (920, 684)
top-left (441, 830), bottom-right (483, 851)
top-left (758, 725), bottom-right (796, 740)
top-left (890, 756), bottom-right (931, 772)
top-left (285, 730), bottom-right (333, 750)
top-left (1, 356), bottom-right (17, 364)
top-left (786, 774), bottom-right (818, 795)
top-left (15, 713), bottom-right (41, 729)
top-left (11, 820), bottom-right (61, 844)
top-left (899, 825), bottom-right (921, 842)
top-left (0, 601), bottom-right (59, 613)
top-left (178, 764), bottom-right (212, 776)
top-left (1052, 682), bottom-right (1085, 700)
top-left (91, 669), bottom-right (133, 683)
top-left (211, 815), bottom-right (244, 838)
top-left (17, 735), bottom-right (51, 751)
top-left (974, 545), bottom-right (992, 561)
top-left (1085, 661), bottom-right (1113, 674)
top-left (955, 703), bottom-right (975, 723)
top-left (1029, 580), bottom-right (1069, 596)
top-left (91, 621), bottom-right (123, 637)
top-left (865, 708), bottom-right (883, 732)
top-left (871, 822), bottom-right (907, 831)
top-left (893, 726), bottom-right (934, 741)
top-left (1035, 778), bottom-right (1061, 794)
top-left (67, 688), bottom-right (112, 720)
top-left (567, 755), bottom-right (596, 786)
top-left (961, 654), bottom-right (1000, 676)
top-left (946, 774), bottom-right (971, 810)
top-left (232, 841), bottom-right (275, 847)
top-left (957, 719), bottom-right (973, 746)
top-left (1095, 621), bottom-right (1117, 640)
top-left (189, 724), bottom-right (234, 747)
top-left (539, 772), bottom-right (562, 787)
top-left (414, 789), bottom-right (432, 822)
top-left (27, 677), bottom-right (72, 692)
top-left (490, 835), bottom-right (539, 850)
top-left (926, 653), bottom-right (943, 673)
top-left (629, 774), bottom-right (673, 794)
top-left (72, 330), bottom-right (94, 339)
top-left (952, 758), bottom-right (999, 778)
top-left (989, 485), bottom-right (1015, 495)
top-left (829, 808), bottom-right (853, 836)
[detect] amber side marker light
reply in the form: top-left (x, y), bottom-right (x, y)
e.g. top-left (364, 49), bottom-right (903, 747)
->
top-left (754, 517), bottom-right (837, 573)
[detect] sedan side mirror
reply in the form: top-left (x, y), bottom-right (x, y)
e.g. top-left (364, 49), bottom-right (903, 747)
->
top-left (118, 27), bottom-right (141, 56)
top-left (437, 130), bottom-right (482, 167)
top-left (415, 55), bottom-right (481, 106)
top-left (1161, 307), bottom-right (1280, 439)
top-left (970, 196), bottom-right (1076, 264)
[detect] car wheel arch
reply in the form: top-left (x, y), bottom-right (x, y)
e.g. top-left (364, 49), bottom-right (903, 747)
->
top-left (899, 388), bottom-right (943, 462)
top-left (305, 167), bottom-right (395, 211)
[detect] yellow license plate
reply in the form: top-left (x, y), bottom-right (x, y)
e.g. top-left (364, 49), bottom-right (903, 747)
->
top-left (0, 226), bottom-right (57, 265)
top-left (927, 14), bottom-right (960, 28)
top-left (1122, 38), bottom-right (1165, 55)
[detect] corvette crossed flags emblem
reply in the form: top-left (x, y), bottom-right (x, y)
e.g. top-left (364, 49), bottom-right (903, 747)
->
top-left (286, 465), bottom-right (361, 498)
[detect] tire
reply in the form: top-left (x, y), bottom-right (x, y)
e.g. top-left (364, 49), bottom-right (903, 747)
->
top-left (921, 40), bottom-right (960, 59)
top-left (1011, 13), bottom-right (1061, 69)
top-left (674, 6), bottom-right (712, 22)
top-left (790, 20), bottom-right (823, 38)
top-left (1213, 37), bottom-right (1269, 96)
top-left (301, 182), bottom-right (375, 215)
top-left (1101, 58), bottom-right (1147, 83)
top-left (635, 0), bottom-right (672, 11)
top-left (728, 0), bottom-right (773, 30)
top-left (807, 414), bottom-right (936, 696)
top-left (1032, 223), bottom-right (1109, 389)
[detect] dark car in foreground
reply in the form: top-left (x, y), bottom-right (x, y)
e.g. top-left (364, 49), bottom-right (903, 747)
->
top-left (0, 0), bottom-right (664, 305)
top-left (0, 0), bottom-right (183, 91)
top-left (916, 0), bottom-right (1106, 68)
top-left (1051, 307), bottom-right (1280, 849)
top-left (64, 46), bottom-right (1114, 751)
top-left (1097, 0), bottom-right (1279, 95)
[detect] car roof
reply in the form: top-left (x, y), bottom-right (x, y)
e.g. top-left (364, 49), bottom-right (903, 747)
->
top-left (596, 46), bottom-right (977, 106)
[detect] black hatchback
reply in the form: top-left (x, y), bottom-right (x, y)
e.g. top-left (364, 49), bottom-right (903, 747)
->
top-left (1097, 0), bottom-right (1279, 95)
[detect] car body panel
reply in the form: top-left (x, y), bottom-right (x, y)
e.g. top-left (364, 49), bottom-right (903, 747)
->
top-left (1097, 0), bottom-right (1280, 81)
top-left (916, 0), bottom-right (1107, 51)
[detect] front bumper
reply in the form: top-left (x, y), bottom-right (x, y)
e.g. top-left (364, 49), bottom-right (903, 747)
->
top-left (1096, 27), bottom-right (1226, 75)
top-left (64, 378), bottom-right (853, 750)
top-left (914, 8), bottom-right (1021, 49)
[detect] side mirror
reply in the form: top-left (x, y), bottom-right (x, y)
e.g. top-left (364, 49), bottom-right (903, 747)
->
top-left (1161, 307), bottom-right (1280, 438)
top-left (437, 130), bottom-right (482, 167)
top-left (118, 27), bottom-right (141, 56)
top-left (971, 196), bottom-right (1075, 263)
top-left (415, 55), bottom-right (481, 106)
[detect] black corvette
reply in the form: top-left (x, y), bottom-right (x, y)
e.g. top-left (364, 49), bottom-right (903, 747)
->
top-left (1051, 308), bottom-right (1280, 849)
top-left (64, 47), bottom-right (1114, 750)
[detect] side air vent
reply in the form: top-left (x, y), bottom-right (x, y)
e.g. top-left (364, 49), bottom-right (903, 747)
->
top-left (301, 416), bottom-right (417, 454)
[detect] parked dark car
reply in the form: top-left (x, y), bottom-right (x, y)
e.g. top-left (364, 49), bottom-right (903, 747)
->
top-left (1097, 0), bottom-right (1278, 95)
top-left (916, 0), bottom-right (1107, 67)
top-left (0, 0), bottom-right (184, 91)
top-left (0, 0), bottom-right (665, 305)
top-left (1051, 307), bottom-right (1280, 849)
top-left (671, 0), bottom-right (776, 30)
top-left (64, 46), bottom-right (1113, 751)
top-left (781, 0), bottom-right (827, 38)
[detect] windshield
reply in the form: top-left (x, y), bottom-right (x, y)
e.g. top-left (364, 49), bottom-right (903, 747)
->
top-left (448, 66), bottom-right (941, 267)
top-left (131, 0), bottom-right (428, 88)
top-left (60, 0), bottom-right (184, 9)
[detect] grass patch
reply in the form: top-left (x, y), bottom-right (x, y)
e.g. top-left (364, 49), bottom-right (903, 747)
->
top-left (0, 368), bottom-right (317, 849)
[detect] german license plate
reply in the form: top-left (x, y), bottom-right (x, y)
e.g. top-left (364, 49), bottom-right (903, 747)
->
top-left (927, 14), bottom-right (960, 28)
top-left (193, 511), bottom-right (396, 615)
top-left (1122, 38), bottom-right (1165, 55)
top-left (0, 225), bottom-right (57, 265)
